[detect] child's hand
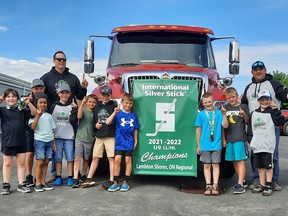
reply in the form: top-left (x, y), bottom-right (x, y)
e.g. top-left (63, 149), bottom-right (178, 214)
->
top-left (270, 100), bottom-right (278, 109)
top-left (81, 73), bottom-right (88, 88)
top-left (0, 94), bottom-right (4, 103)
top-left (81, 96), bottom-right (88, 105)
top-left (222, 139), bottom-right (227, 148)
top-left (53, 140), bottom-right (57, 152)
top-left (114, 105), bottom-right (120, 113)
top-left (239, 107), bottom-right (246, 117)
top-left (220, 104), bottom-right (227, 115)
top-left (22, 96), bottom-right (31, 105)
top-left (71, 99), bottom-right (78, 108)
top-left (36, 109), bottom-right (44, 118)
top-left (96, 121), bottom-right (102, 129)
top-left (196, 146), bottom-right (201, 155)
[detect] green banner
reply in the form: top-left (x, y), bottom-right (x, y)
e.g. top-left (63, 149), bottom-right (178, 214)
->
top-left (133, 79), bottom-right (198, 176)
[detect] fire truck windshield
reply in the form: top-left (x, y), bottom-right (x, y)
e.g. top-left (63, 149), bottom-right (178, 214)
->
top-left (110, 32), bottom-right (216, 69)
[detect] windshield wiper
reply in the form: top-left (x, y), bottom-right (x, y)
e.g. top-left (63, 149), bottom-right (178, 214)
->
top-left (141, 60), bottom-right (179, 64)
top-left (113, 63), bottom-right (139, 67)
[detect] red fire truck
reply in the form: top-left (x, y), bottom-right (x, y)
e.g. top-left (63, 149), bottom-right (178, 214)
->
top-left (84, 25), bottom-right (240, 177)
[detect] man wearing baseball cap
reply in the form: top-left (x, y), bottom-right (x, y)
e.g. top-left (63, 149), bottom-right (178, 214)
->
top-left (247, 89), bottom-right (285, 196)
top-left (242, 61), bottom-right (288, 191)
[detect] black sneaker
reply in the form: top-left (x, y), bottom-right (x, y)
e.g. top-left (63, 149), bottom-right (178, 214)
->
top-left (72, 179), bottom-right (80, 188)
top-left (34, 184), bottom-right (44, 192)
top-left (42, 183), bottom-right (54, 191)
top-left (26, 174), bottom-right (35, 187)
top-left (1, 183), bottom-right (10, 195)
top-left (99, 180), bottom-right (113, 191)
top-left (17, 182), bottom-right (32, 193)
top-left (80, 175), bottom-right (87, 183)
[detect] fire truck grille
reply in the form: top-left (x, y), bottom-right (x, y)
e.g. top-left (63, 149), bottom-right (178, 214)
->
top-left (127, 75), bottom-right (203, 104)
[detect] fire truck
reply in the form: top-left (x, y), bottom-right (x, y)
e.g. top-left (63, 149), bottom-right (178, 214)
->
top-left (84, 25), bottom-right (240, 178)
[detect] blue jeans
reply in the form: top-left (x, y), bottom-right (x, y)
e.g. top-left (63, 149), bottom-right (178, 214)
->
top-left (251, 126), bottom-right (280, 183)
top-left (55, 139), bottom-right (75, 162)
top-left (34, 140), bottom-right (53, 160)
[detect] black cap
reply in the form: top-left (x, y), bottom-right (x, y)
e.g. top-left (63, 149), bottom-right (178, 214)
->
top-left (100, 85), bottom-right (112, 95)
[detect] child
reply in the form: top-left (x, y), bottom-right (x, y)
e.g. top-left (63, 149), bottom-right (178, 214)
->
top-left (247, 90), bottom-right (285, 196)
top-left (25, 79), bottom-right (46, 187)
top-left (106, 93), bottom-right (140, 192)
top-left (195, 93), bottom-right (228, 196)
top-left (72, 94), bottom-right (98, 188)
top-left (29, 93), bottom-right (56, 192)
top-left (50, 83), bottom-right (78, 186)
top-left (222, 87), bottom-right (249, 194)
top-left (0, 88), bottom-right (37, 195)
top-left (81, 85), bottom-right (117, 190)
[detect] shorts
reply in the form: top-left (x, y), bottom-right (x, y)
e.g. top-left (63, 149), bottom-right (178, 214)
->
top-left (93, 137), bottom-right (115, 158)
top-left (74, 138), bottom-right (94, 161)
top-left (254, 152), bottom-right (273, 169)
top-left (55, 139), bottom-right (75, 162)
top-left (225, 141), bottom-right (247, 161)
top-left (34, 140), bottom-right (53, 160)
top-left (200, 150), bottom-right (221, 164)
top-left (26, 130), bottom-right (34, 152)
top-left (1, 146), bottom-right (26, 156)
top-left (115, 150), bottom-right (133, 157)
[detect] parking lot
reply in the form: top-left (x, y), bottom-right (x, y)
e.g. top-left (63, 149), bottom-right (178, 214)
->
top-left (1, 136), bottom-right (288, 216)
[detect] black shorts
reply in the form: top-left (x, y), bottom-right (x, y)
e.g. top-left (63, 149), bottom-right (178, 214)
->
top-left (26, 130), bottom-right (34, 152)
top-left (254, 152), bottom-right (273, 169)
top-left (115, 150), bottom-right (133, 156)
top-left (1, 146), bottom-right (26, 156)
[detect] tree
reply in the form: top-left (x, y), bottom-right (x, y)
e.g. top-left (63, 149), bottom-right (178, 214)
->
top-left (271, 70), bottom-right (288, 109)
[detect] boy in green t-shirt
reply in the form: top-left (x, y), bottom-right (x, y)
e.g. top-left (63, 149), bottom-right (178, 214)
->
top-left (72, 94), bottom-right (98, 188)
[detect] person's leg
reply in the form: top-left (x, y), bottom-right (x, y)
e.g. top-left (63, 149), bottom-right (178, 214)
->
top-left (108, 157), bottom-right (115, 182)
top-left (212, 164), bottom-right (220, 187)
top-left (2, 155), bottom-right (13, 183)
top-left (235, 160), bottom-right (246, 185)
top-left (16, 153), bottom-right (26, 184)
top-left (249, 150), bottom-right (259, 188)
top-left (113, 155), bottom-right (122, 178)
top-left (41, 159), bottom-right (49, 184)
top-left (86, 157), bottom-right (99, 178)
top-left (125, 156), bottom-right (132, 177)
top-left (73, 156), bottom-right (81, 179)
top-left (25, 152), bottom-right (34, 176)
top-left (258, 168), bottom-right (265, 186)
top-left (35, 159), bottom-right (44, 185)
top-left (272, 126), bottom-right (281, 190)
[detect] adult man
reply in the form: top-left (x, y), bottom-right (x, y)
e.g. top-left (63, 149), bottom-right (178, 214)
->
top-left (242, 60), bottom-right (288, 191)
top-left (41, 50), bottom-right (88, 182)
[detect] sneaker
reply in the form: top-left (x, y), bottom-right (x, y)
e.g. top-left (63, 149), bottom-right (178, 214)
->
top-left (271, 182), bottom-right (282, 191)
top-left (1, 183), bottom-right (10, 195)
top-left (54, 177), bottom-right (63, 186)
top-left (262, 185), bottom-right (273, 196)
top-left (34, 184), bottom-right (44, 192)
top-left (48, 175), bottom-right (56, 183)
top-left (120, 182), bottom-right (130, 192)
top-left (252, 185), bottom-right (264, 193)
top-left (233, 184), bottom-right (245, 194)
top-left (72, 179), bottom-right (80, 188)
top-left (42, 183), bottom-right (54, 191)
top-left (26, 174), bottom-right (35, 187)
top-left (243, 180), bottom-right (248, 189)
top-left (17, 182), bottom-right (32, 193)
top-left (108, 183), bottom-right (120, 192)
top-left (248, 183), bottom-right (258, 190)
top-left (81, 178), bottom-right (96, 188)
top-left (80, 175), bottom-right (87, 183)
top-left (99, 180), bottom-right (113, 190)
top-left (67, 177), bottom-right (73, 186)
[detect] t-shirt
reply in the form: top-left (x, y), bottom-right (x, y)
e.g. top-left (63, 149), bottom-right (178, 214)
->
top-left (29, 113), bottom-right (56, 142)
top-left (224, 103), bottom-right (249, 142)
top-left (76, 109), bottom-right (95, 143)
top-left (114, 110), bottom-right (140, 151)
top-left (195, 109), bottom-right (223, 151)
top-left (0, 106), bottom-right (29, 147)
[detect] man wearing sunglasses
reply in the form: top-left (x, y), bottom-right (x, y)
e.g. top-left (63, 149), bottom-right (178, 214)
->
top-left (40, 50), bottom-right (88, 183)
top-left (242, 60), bottom-right (288, 192)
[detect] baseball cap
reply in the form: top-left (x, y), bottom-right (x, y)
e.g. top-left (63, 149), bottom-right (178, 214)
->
top-left (257, 90), bottom-right (271, 101)
top-left (32, 79), bottom-right (45, 88)
top-left (35, 93), bottom-right (48, 100)
top-left (252, 61), bottom-right (265, 70)
top-left (100, 85), bottom-right (112, 95)
top-left (57, 84), bottom-right (71, 93)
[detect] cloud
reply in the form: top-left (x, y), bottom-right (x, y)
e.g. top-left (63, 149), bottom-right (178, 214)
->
top-left (0, 26), bottom-right (8, 32)
top-left (0, 42), bottom-right (287, 96)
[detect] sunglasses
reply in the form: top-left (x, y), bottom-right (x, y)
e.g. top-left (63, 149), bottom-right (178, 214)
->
top-left (252, 61), bottom-right (264, 67)
top-left (55, 58), bottom-right (67, 62)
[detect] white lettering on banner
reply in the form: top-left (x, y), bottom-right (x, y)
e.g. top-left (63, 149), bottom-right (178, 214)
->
top-left (142, 84), bottom-right (189, 91)
top-left (141, 152), bottom-right (188, 162)
top-left (146, 99), bottom-right (177, 136)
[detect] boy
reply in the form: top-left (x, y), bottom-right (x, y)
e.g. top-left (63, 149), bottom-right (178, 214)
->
top-left (50, 82), bottom-right (78, 186)
top-left (105, 93), bottom-right (140, 192)
top-left (81, 85), bottom-right (117, 190)
top-left (222, 87), bottom-right (249, 194)
top-left (25, 79), bottom-right (46, 187)
top-left (29, 94), bottom-right (56, 192)
top-left (247, 90), bottom-right (285, 196)
top-left (195, 93), bottom-right (228, 196)
top-left (72, 94), bottom-right (98, 188)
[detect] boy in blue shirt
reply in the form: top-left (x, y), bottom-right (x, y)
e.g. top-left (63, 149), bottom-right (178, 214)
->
top-left (195, 93), bottom-right (228, 196)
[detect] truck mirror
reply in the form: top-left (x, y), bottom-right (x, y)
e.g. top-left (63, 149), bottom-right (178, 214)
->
top-left (84, 39), bottom-right (94, 62)
top-left (84, 62), bottom-right (94, 74)
top-left (229, 63), bottom-right (239, 75)
top-left (229, 40), bottom-right (240, 63)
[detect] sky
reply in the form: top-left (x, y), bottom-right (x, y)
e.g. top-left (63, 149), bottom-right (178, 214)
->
top-left (0, 0), bottom-right (288, 94)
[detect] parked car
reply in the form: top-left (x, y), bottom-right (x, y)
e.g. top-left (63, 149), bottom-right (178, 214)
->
top-left (281, 110), bottom-right (288, 136)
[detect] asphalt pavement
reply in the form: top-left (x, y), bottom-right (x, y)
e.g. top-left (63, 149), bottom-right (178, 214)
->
top-left (1, 136), bottom-right (288, 216)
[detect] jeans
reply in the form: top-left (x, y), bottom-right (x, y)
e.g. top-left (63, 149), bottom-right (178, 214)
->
top-left (34, 140), bottom-right (53, 160)
top-left (55, 139), bottom-right (75, 162)
top-left (250, 126), bottom-right (280, 183)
